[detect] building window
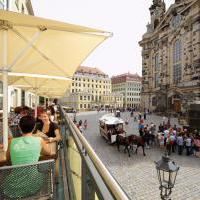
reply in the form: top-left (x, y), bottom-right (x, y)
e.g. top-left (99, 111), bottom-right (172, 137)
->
top-left (80, 104), bottom-right (82, 108)
top-left (80, 96), bottom-right (82, 100)
top-left (21, 90), bottom-right (25, 106)
top-left (0, 81), bottom-right (3, 94)
top-left (0, 95), bottom-right (2, 110)
top-left (84, 104), bottom-right (86, 108)
top-left (154, 53), bottom-right (160, 88)
top-left (173, 39), bottom-right (182, 84)
top-left (155, 73), bottom-right (160, 88)
top-left (15, 0), bottom-right (19, 9)
top-left (21, 4), bottom-right (25, 13)
top-left (155, 54), bottom-right (160, 70)
top-left (0, 0), bottom-right (4, 9)
top-left (72, 83), bottom-right (74, 86)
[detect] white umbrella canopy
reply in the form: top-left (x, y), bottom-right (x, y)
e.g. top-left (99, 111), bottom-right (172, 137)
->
top-left (0, 72), bottom-right (71, 118)
top-left (0, 10), bottom-right (111, 151)
top-left (0, 10), bottom-right (110, 77)
top-left (7, 72), bottom-right (71, 96)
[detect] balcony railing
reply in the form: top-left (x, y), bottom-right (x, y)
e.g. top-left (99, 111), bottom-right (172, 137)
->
top-left (59, 106), bottom-right (130, 200)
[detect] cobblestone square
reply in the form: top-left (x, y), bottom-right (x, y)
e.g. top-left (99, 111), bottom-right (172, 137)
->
top-left (74, 111), bottom-right (200, 200)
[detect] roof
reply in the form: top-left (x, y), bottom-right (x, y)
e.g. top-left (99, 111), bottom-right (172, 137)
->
top-left (99, 114), bottom-right (124, 125)
top-left (75, 66), bottom-right (107, 76)
top-left (111, 72), bottom-right (142, 83)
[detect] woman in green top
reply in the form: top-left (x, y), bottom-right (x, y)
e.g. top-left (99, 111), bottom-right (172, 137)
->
top-left (2, 116), bottom-right (51, 199)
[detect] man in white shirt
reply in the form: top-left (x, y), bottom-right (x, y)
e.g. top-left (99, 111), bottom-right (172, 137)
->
top-left (185, 135), bottom-right (192, 156)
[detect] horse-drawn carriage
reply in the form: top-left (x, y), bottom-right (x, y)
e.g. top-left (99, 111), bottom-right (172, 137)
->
top-left (99, 114), bottom-right (126, 144)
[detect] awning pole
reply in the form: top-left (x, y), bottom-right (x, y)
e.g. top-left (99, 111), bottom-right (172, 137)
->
top-left (3, 29), bottom-right (8, 152)
top-left (34, 89), bottom-right (38, 118)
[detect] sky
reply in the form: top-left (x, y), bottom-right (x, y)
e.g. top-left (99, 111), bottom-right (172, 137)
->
top-left (32, 0), bottom-right (173, 77)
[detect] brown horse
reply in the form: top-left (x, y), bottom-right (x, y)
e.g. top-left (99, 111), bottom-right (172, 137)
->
top-left (116, 134), bottom-right (132, 157)
top-left (116, 134), bottom-right (146, 157)
top-left (129, 134), bottom-right (146, 156)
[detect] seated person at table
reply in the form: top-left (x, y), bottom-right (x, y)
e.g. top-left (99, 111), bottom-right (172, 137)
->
top-left (2, 116), bottom-right (51, 199)
top-left (34, 111), bottom-right (61, 143)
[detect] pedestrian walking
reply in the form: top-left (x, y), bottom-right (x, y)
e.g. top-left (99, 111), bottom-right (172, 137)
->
top-left (185, 134), bottom-right (192, 156)
top-left (144, 112), bottom-right (146, 120)
top-left (166, 135), bottom-right (172, 155)
top-left (177, 133), bottom-right (184, 155)
top-left (84, 120), bottom-right (88, 130)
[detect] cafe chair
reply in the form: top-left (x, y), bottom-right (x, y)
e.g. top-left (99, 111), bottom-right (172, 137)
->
top-left (0, 159), bottom-right (55, 200)
top-left (9, 124), bottom-right (22, 138)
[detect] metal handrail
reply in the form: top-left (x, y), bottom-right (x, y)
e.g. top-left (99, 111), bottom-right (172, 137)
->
top-left (62, 108), bottom-right (130, 200)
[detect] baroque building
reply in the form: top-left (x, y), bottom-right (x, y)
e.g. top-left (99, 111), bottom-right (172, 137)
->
top-left (139, 0), bottom-right (200, 113)
top-left (63, 66), bottom-right (124, 111)
top-left (64, 66), bottom-right (112, 111)
top-left (111, 73), bottom-right (142, 108)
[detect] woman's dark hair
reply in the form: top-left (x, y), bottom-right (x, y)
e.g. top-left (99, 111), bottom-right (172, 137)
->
top-left (19, 116), bottom-right (35, 134)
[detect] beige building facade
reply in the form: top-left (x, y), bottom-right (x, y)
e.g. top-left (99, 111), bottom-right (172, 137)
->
top-left (101, 93), bottom-right (123, 109)
top-left (139, 0), bottom-right (200, 113)
top-left (64, 66), bottom-right (112, 111)
top-left (63, 92), bottom-right (93, 111)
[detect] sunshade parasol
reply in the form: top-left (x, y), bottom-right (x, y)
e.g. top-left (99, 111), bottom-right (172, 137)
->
top-left (0, 10), bottom-right (111, 151)
top-left (1, 72), bottom-right (71, 117)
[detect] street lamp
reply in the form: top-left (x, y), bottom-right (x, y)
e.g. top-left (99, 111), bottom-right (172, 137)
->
top-left (155, 154), bottom-right (179, 200)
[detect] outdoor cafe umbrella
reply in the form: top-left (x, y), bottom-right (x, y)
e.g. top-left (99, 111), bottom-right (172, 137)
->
top-left (0, 10), bottom-right (111, 151)
top-left (3, 72), bottom-right (71, 117)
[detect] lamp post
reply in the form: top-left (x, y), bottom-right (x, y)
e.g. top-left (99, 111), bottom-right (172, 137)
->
top-left (155, 154), bottom-right (179, 200)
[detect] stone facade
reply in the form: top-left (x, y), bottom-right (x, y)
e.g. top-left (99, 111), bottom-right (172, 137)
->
top-left (139, 0), bottom-right (200, 113)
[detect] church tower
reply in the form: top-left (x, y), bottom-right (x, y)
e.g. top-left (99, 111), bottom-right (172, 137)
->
top-left (149, 0), bottom-right (166, 30)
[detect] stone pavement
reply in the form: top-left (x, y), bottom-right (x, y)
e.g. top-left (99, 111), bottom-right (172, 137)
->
top-left (73, 111), bottom-right (200, 200)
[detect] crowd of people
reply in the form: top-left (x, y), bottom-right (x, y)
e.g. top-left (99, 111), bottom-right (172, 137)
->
top-left (136, 114), bottom-right (200, 158)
